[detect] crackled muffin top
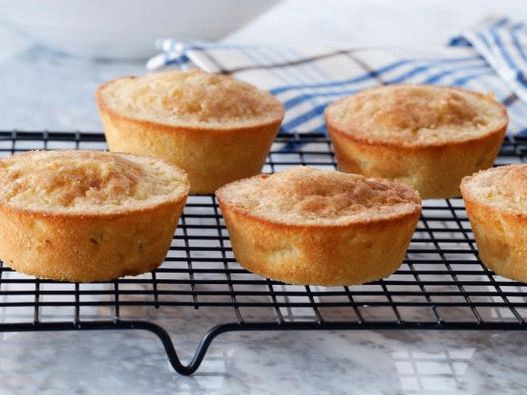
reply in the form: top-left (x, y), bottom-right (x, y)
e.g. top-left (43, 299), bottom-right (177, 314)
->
top-left (216, 166), bottom-right (421, 225)
top-left (0, 150), bottom-right (189, 214)
top-left (97, 70), bottom-right (284, 129)
top-left (325, 84), bottom-right (508, 147)
top-left (461, 164), bottom-right (527, 215)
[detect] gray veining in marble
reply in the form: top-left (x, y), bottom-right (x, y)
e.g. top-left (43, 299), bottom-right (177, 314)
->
top-left (2, 327), bottom-right (527, 394)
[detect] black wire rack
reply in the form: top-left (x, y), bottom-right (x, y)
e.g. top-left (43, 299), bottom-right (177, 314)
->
top-left (1, 130), bottom-right (527, 375)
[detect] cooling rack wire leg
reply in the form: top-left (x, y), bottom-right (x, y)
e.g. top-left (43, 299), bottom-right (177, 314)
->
top-left (132, 321), bottom-right (238, 375)
top-left (85, 320), bottom-right (240, 375)
top-left (0, 320), bottom-right (238, 376)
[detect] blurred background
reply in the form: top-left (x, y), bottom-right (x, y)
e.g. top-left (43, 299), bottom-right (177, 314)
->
top-left (2, 0), bottom-right (527, 60)
top-left (0, 0), bottom-right (525, 128)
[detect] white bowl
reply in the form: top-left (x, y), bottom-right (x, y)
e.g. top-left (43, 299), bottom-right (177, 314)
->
top-left (0, 0), bottom-right (280, 59)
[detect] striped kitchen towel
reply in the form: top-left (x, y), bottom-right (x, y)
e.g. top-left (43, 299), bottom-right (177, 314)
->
top-left (452, 16), bottom-right (527, 104)
top-left (148, 17), bottom-right (527, 136)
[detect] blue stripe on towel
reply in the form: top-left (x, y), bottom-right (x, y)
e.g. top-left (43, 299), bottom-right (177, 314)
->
top-left (270, 59), bottom-right (411, 95)
top-left (512, 26), bottom-right (527, 62)
top-left (490, 28), bottom-right (517, 70)
top-left (271, 56), bottom-right (484, 95)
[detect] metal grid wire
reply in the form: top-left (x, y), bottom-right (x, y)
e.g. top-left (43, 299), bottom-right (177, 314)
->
top-left (0, 130), bottom-right (526, 374)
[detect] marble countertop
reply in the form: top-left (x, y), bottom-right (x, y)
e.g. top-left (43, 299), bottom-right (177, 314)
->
top-left (3, 325), bottom-right (526, 394)
top-left (2, 3), bottom-right (527, 393)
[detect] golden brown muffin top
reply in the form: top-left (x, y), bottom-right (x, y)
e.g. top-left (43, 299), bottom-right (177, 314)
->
top-left (461, 164), bottom-right (527, 214)
top-left (98, 70), bottom-right (284, 129)
top-left (325, 84), bottom-right (507, 147)
top-left (216, 166), bottom-right (421, 225)
top-left (0, 150), bottom-right (189, 214)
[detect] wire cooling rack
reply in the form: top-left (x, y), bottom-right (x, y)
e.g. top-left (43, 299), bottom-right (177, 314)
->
top-left (0, 130), bottom-right (527, 375)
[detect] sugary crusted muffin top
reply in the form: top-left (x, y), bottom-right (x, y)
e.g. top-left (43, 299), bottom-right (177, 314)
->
top-left (325, 84), bottom-right (507, 147)
top-left (98, 70), bottom-right (284, 129)
top-left (461, 164), bottom-right (527, 214)
top-left (0, 150), bottom-right (188, 214)
top-left (216, 166), bottom-right (421, 225)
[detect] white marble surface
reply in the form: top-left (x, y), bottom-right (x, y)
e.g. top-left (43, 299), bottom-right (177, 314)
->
top-left (2, 2), bottom-right (527, 394)
top-left (0, 45), bottom-right (142, 132)
top-left (1, 327), bottom-right (526, 394)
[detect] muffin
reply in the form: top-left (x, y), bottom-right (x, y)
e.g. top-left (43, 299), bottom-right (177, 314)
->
top-left (216, 166), bottom-right (421, 285)
top-left (461, 164), bottom-right (527, 283)
top-left (0, 150), bottom-right (189, 282)
top-left (325, 84), bottom-right (508, 199)
top-left (96, 70), bottom-right (285, 194)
